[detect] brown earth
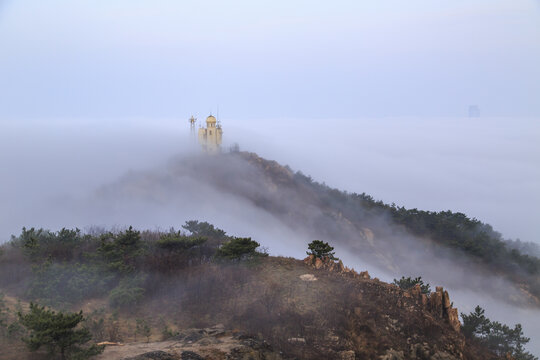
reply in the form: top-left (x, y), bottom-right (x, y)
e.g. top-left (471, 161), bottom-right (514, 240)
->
top-left (1, 256), bottom-right (498, 360)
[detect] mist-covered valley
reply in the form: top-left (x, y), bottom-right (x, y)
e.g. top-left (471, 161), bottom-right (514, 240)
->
top-left (0, 116), bottom-right (539, 356)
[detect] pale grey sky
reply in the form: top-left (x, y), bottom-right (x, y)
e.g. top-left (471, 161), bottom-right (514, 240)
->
top-left (0, 0), bottom-right (539, 118)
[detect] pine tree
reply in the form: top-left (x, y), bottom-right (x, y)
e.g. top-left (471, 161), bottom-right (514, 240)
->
top-left (18, 303), bottom-right (103, 360)
top-left (307, 240), bottom-right (338, 260)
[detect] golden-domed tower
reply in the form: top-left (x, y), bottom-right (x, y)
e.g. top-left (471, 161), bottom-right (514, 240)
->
top-left (198, 114), bottom-right (223, 154)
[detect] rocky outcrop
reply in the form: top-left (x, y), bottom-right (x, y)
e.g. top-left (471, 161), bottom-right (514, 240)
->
top-left (431, 287), bottom-right (461, 333)
top-left (403, 285), bottom-right (461, 333)
top-left (303, 255), bottom-right (371, 279)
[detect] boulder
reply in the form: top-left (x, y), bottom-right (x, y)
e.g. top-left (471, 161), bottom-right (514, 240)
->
top-left (299, 274), bottom-right (318, 282)
top-left (303, 255), bottom-right (314, 265)
top-left (314, 257), bottom-right (324, 269)
top-left (204, 324), bottom-right (225, 336)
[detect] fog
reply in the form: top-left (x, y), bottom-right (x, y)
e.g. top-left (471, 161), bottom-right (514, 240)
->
top-left (1, 117), bottom-right (538, 246)
top-left (1, 117), bottom-right (539, 355)
top-left (1, 0), bottom-right (539, 356)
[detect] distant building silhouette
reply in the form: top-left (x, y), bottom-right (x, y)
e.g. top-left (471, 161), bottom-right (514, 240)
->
top-left (468, 105), bottom-right (480, 118)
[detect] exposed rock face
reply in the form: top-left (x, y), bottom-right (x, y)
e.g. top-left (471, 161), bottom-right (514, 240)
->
top-left (300, 255), bottom-right (470, 359)
top-left (303, 255), bottom-right (370, 279)
top-left (446, 308), bottom-right (461, 333)
top-left (359, 271), bottom-right (370, 279)
top-left (305, 254), bottom-right (462, 336)
top-left (404, 285), bottom-right (461, 333)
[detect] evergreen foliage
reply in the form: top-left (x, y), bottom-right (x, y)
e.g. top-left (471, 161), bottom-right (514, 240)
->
top-left (392, 276), bottom-right (431, 294)
top-left (108, 276), bottom-right (146, 308)
top-left (18, 303), bottom-right (103, 360)
top-left (12, 227), bottom-right (84, 262)
top-left (216, 237), bottom-right (266, 261)
top-left (98, 226), bottom-right (145, 274)
top-left (293, 172), bottom-right (540, 296)
top-left (1, 220), bottom-right (539, 360)
top-left (182, 220), bottom-right (227, 239)
top-left (306, 240), bottom-right (338, 260)
top-left (461, 306), bottom-right (537, 360)
top-left (27, 262), bottom-right (111, 306)
top-left (156, 233), bottom-right (207, 251)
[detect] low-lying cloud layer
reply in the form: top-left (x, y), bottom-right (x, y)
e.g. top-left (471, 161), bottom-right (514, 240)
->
top-left (0, 116), bottom-right (539, 354)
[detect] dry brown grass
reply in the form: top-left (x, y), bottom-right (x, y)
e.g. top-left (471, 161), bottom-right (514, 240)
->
top-left (1, 255), bottom-right (497, 360)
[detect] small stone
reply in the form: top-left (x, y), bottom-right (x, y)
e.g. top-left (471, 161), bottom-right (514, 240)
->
top-left (299, 274), bottom-right (318, 282)
top-left (288, 337), bottom-right (306, 344)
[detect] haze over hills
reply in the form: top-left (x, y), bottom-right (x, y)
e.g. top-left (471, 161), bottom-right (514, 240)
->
top-left (0, 118), bottom-right (539, 357)
top-left (0, 224), bottom-right (504, 360)
top-left (0, 1), bottom-right (538, 359)
top-left (1, 163), bottom-right (538, 359)
top-left (95, 150), bottom-right (540, 305)
top-left (0, 117), bottom-right (539, 351)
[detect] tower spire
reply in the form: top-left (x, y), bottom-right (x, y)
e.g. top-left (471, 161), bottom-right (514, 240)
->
top-left (189, 115), bottom-right (197, 142)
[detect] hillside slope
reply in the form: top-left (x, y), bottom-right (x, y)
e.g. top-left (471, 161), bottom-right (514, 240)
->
top-left (0, 252), bottom-right (496, 360)
top-left (97, 151), bottom-right (539, 306)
